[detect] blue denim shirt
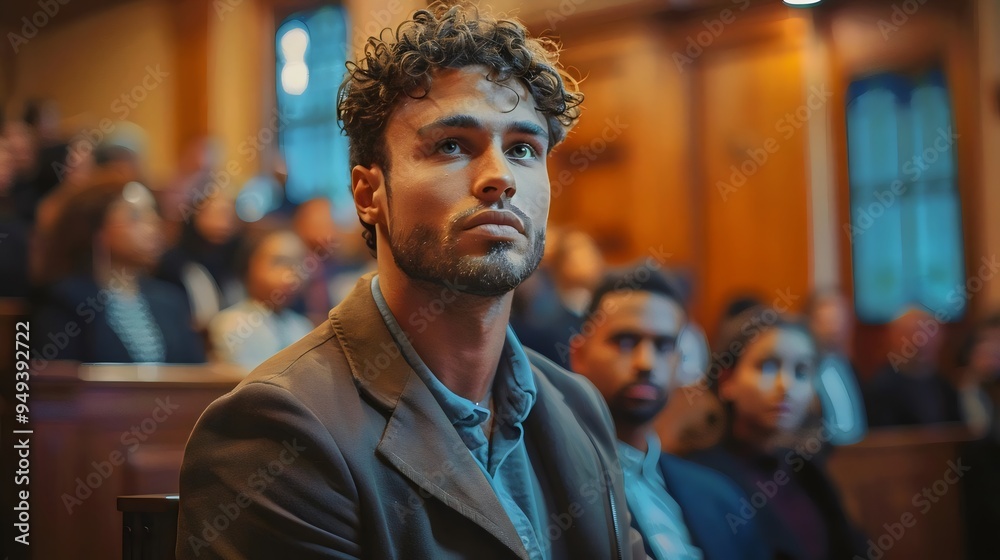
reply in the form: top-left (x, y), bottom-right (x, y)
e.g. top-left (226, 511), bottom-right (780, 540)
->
top-left (371, 276), bottom-right (551, 559)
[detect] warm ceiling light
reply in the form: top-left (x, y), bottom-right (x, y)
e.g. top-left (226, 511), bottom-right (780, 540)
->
top-left (784, 0), bottom-right (822, 5)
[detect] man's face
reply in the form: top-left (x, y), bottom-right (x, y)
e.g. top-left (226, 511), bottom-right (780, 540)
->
top-left (366, 66), bottom-right (551, 296)
top-left (571, 291), bottom-right (686, 426)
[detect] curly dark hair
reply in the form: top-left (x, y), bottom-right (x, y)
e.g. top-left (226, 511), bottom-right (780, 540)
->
top-left (337, 2), bottom-right (584, 256)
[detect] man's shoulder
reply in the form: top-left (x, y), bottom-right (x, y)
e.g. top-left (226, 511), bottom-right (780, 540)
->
top-left (232, 320), bottom-right (353, 400)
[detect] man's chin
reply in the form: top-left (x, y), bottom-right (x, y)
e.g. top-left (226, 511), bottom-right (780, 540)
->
top-left (610, 401), bottom-right (666, 426)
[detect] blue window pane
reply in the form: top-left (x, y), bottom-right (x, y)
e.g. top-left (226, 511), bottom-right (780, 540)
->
top-left (845, 69), bottom-right (964, 324)
top-left (275, 7), bottom-right (352, 220)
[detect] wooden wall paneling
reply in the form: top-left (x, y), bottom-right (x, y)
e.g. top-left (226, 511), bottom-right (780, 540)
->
top-left (545, 19), bottom-right (694, 268)
top-left (691, 17), bottom-right (811, 337)
top-left (170, 0), bottom-right (211, 158)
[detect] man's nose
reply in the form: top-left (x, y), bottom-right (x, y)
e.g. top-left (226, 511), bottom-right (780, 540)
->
top-left (632, 339), bottom-right (656, 375)
top-left (472, 146), bottom-right (516, 202)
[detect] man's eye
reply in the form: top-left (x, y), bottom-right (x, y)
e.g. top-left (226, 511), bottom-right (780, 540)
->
top-left (794, 363), bottom-right (811, 380)
top-left (438, 140), bottom-right (461, 155)
top-left (506, 144), bottom-right (537, 160)
top-left (615, 336), bottom-right (638, 352)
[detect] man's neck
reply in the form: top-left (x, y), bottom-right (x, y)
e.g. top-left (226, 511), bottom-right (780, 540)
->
top-left (377, 264), bottom-right (512, 403)
top-left (616, 422), bottom-right (653, 453)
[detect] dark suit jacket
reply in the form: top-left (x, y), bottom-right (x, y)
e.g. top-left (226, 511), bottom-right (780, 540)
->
top-left (33, 275), bottom-right (205, 363)
top-left (864, 365), bottom-right (961, 427)
top-left (653, 453), bottom-right (771, 560)
top-left (176, 274), bottom-right (638, 559)
top-left (687, 444), bottom-right (866, 560)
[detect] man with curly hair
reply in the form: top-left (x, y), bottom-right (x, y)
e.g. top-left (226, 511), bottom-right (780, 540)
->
top-left (177, 3), bottom-right (644, 559)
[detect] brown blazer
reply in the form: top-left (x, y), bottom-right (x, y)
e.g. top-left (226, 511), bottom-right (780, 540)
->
top-left (176, 274), bottom-right (639, 559)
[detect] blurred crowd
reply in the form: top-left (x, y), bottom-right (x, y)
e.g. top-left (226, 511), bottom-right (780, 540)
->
top-left (2, 96), bottom-right (1000, 558)
top-left (0, 99), bottom-right (372, 371)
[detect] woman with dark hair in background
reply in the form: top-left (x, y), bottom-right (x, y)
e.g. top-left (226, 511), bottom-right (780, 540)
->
top-left (686, 306), bottom-right (866, 560)
top-left (33, 171), bottom-right (205, 363)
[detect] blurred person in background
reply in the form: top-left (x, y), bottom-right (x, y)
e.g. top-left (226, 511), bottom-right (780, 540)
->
top-left (804, 289), bottom-right (866, 446)
top-left (158, 136), bottom-right (222, 247)
top-left (0, 133), bottom-right (31, 297)
top-left (510, 226), bottom-right (605, 368)
top-left (959, 311), bottom-right (1000, 559)
top-left (571, 266), bottom-right (771, 560)
top-left (864, 306), bottom-right (961, 427)
top-left (3, 120), bottom-right (40, 222)
top-left (157, 191), bottom-right (244, 330)
top-left (955, 311), bottom-right (1000, 437)
top-left (688, 306), bottom-right (866, 560)
top-left (32, 133), bottom-right (138, 287)
top-left (208, 227), bottom-right (313, 370)
top-left (291, 197), bottom-right (374, 325)
top-left (33, 172), bottom-right (204, 363)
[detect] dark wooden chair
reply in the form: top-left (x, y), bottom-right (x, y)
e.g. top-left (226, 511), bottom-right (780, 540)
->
top-left (119, 494), bottom-right (179, 560)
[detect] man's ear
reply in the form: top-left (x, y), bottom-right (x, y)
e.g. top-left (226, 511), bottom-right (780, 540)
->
top-left (352, 164), bottom-right (386, 227)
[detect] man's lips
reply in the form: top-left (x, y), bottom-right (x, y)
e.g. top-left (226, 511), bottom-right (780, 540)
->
top-left (622, 384), bottom-right (660, 401)
top-left (463, 210), bottom-right (526, 234)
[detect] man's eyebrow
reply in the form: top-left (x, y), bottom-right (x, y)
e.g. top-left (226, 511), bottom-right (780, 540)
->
top-left (417, 114), bottom-right (549, 140)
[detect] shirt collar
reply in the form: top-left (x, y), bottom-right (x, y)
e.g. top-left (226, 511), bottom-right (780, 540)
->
top-left (617, 431), bottom-right (662, 481)
top-left (370, 275), bottom-right (536, 430)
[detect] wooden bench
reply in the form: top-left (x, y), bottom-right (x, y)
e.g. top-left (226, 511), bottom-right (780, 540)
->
top-left (826, 423), bottom-right (976, 560)
top-left (25, 362), bottom-right (244, 560)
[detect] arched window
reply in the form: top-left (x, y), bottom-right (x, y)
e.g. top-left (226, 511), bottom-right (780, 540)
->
top-left (845, 68), bottom-right (964, 323)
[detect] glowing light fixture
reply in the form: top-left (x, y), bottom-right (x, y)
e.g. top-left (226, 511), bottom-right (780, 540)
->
top-left (279, 27), bottom-right (310, 95)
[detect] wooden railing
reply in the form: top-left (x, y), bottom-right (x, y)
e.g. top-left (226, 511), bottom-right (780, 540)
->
top-left (17, 362), bottom-right (245, 560)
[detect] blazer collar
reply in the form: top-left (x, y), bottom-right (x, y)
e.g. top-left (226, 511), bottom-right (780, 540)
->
top-left (328, 273), bottom-right (529, 560)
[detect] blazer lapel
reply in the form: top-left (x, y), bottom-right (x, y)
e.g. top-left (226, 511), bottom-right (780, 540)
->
top-left (329, 274), bottom-right (529, 560)
top-left (526, 371), bottom-right (616, 559)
